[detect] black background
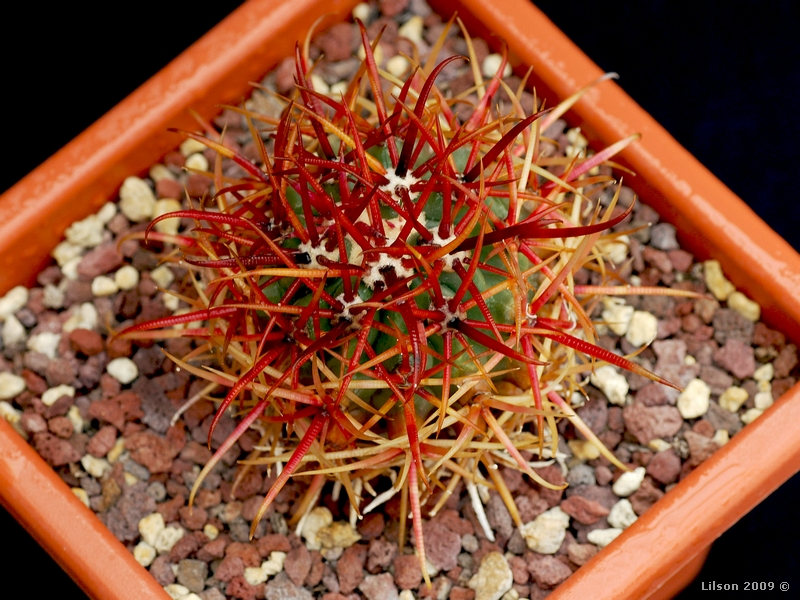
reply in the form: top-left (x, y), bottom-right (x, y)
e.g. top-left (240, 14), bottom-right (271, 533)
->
top-left (2, 1), bottom-right (799, 597)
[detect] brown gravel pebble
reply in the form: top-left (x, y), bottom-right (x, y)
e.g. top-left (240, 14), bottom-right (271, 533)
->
top-left (559, 495), bottom-right (610, 525)
top-left (646, 449), bottom-right (682, 485)
top-left (623, 403), bottom-right (684, 445)
top-left (47, 415), bottom-right (74, 439)
top-left (393, 553), bottom-right (422, 590)
top-left (32, 432), bottom-right (81, 466)
top-left (357, 512), bottom-right (385, 540)
top-left (527, 553), bottom-right (573, 589)
top-left (567, 543), bottom-right (599, 566)
top-left (69, 328), bottom-right (104, 356)
top-left (86, 425), bottom-right (117, 457)
top-left (125, 430), bottom-right (177, 473)
top-left (359, 573), bottom-right (399, 600)
top-left (714, 339), bottom-right (756, 379)
top-left (337, 544), bottom-right (368, 594)
top-left (285, 544), bottom-right (312, 586)
top-left (367, 537), bottom-right (397, 573)
top-left (421, 520), bottom-right (461, 571)
top-left (77, 243), bottom-right (123, 279)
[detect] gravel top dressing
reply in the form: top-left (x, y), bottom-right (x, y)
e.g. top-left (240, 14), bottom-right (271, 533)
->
top-left (0, 1), bottom-right (796, 599)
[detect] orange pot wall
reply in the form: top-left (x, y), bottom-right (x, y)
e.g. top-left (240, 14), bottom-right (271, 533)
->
top-left (1, 1), bottom-right (799, 599)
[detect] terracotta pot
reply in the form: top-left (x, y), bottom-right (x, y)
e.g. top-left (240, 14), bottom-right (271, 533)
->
top-left (1, 1), bottom-right (799, 598)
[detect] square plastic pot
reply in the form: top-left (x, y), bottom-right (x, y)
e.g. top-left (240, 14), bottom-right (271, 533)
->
top-left (1, 1), bottom-right (799, 598)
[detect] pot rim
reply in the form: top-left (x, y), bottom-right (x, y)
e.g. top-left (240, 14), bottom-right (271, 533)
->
top-left (1, 1), bottom-right (799, 599)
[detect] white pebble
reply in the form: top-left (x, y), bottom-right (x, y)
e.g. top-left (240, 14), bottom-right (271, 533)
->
top-left (329, 81), bottom-right (348, 97)
top-left (203, 523), bottom-right (219, 541)
top-left (262, 551), bottom-right (286, 576)
top-left (115, 265), bottom-right (140, 290)
top-left (107, 357), bottom-right (139, 385)
top-left (648, 438), bottom-right (672, 453)
top-left (712, 429), bottom-right (729, 446)
top-left (703, 260), bottom-right (735, 301)
top-left (386, 55), bottom-right (409, 78)
top-left (608, 499), bottom-right (638, 529)
top-left (601, 299), bottom-right (634, 336)
top-left (95, 201), bottom-right (118, 224)
top-left (91, 275), bottom-right (119, 297)
top-left (51, 241), bottom-right (83, 267)
top-left (67, 405), bottom-right (84, 433)
top-left (27, 331), bottom-right (61, 359)
top-left (301, 506), bottom-right (333, 550)
top-left (741, 408), bottom-right (764, 424)
top-left (677, 378), bottom-right (710, 419)
top-left (0, 286), bottom-right (28, 320)
top-left (43, 284), bottom-right (65, 309)
top-left (154, 524), bottom-right (185, 554)
top-left (163, 583), bottom-right (189, 599)
top-left (468, 551), bottom-right (513, 600)
top-left (590, 365), bottom-right (629, 406)
top-left (138, 512), bottom-right (166, 546)
top-left (727, 291), bottom-right (760, 322)
top-left (244, 566), bottom-right (268, 586)
top-left (612, 467), bottom-right (646, 497)
top-left (567, 439), bottom-right (600, 461)
top-left (61, 257), bottom-right (82, 280)
top-left (0, 373), bottom-right (26, 400)
top-left (119, 176), bottom-right (156, 222)
top-left (587, 527), bottom-right (623, 548)
top-left (719, 386), bottom-right (748, 412)
top-left (625, 311), bottom-right (658, 347)
top-left (603, 235), bottom-right (630, 265)
top-left (310, 74), bottom-right (330, 95)
top-left (519, 506), bottom-right (570, 554)
top-left (107, 437), bottom-right (126, 463)
top-left (133, 541), bottom-right (157, 567)
top-left (153, 199), bottom-right (183, 235)
top-left (399, 592), bottom-right (415, 600)
top-left (71, 487), bottom-right (90, 508)
top-left (2, 314), bottom-right (26, 346)
top-left (65, 214), bottom-right (105, 248)
top-left (149, 164), bottom-right (176, 182)
top-left (0, 400), bottom-right (25, 437)
top-left (352, 2), bottom-right (371, 22)
top-left (62, 302), bottom-right (99, 333)
top-left (184, 152), bottom-right (209, 172)
top-left (80, 454), bottom-right (111, 478)
top-left (163, 293), bottom-right (180, 311)
top-left (179, 137), bottom-right (207, 157)
top-left (42, 384), bottom-right (75, 407)
top-left (754, 391), bottom-right (774, 410)
top-left (482, 53), bottom-right (512, 78)
top-left (398, 15), bottom-right (424, 45)
top-left (151, 265), bottom-right (175, 289)
top-left (124, 472), bottom-right (139, 486)
top-left (753, 363), bottom-right (774, 383)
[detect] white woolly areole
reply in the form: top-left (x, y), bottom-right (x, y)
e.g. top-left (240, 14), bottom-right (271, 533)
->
top-left (379, 168), bottom-right (420, 203)
top-left (362, 255), bottom-right (415, 289)
top-left (430, 230), bottom-right (470, 272)
top-left (298, 240), bottom-right (342, 269)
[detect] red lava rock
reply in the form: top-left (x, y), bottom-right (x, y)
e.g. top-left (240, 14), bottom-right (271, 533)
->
top-left (642, 246), bottom-right (672, 273)
top-left (197, 536), bottom-right (229, 562)
top-left (421, 521), bottom-right (461, 571)
top-left (156, 177), bottom-right (182, 200)
top-left (321, 594), bottom-right (350, 600)
top-left (179, 505), bottom-right (208, 530)
top-left (559, 495), bottom-right (610, 525)
top-left (227, 574), bottom-right (265, 600)
top-left (168, 533), bottom-right (202, 562)
top-left (576, 397), bottom-right (608, 434)
top-left (126, 431), bottom-right (175, 473)
top-left (232, 467), bottom-right (263, 500)
top-left (393, 553), bottom-right (422, 590)
top-left (508, 554), bottom-right (529, 584)
top-left (516, 494), bottom-right (549, 523)
top-left (366, 538), bottom-right (397, 573)
top-left (226, 541), bottom-right (262, 568)
top-left (21, 369), bottom-right (47, 395)
top-left (691, 419), bottom-right (715, 438)
top-left (357, 512), bottom-right (385, 540)
top-left (337, 544), bottom-right (367, 594)
top-left (713, 339), bottom-right (756, 379)
top-left (629, 478), bottom-right (665, 516)
top-left (684, 430), bottom-right (720, 467)
top-left (86, 425), bottom-right (118, 457)
top-left (635, 383), bottom-right (670, 406)
top-left (45, 358), bottom-right (76, 387)
top-left (69, 328), bottom-right (104, 356)
top-left (774, 344), bottom-right (799, 378)
top-left (306, 550), bottom-right (324, 587)
top-left (434, 509), bottom-right (474, 536)
top-left (535, 465), bottom-right (567, 507)
top-left (449, 587), bottom-right (476, 600)
top-left (379, 0), bottom-right (408, 17)
top-left (255, 533), bottom-right (290, 558)
top-left (180, 440), bottom-right (213, 464)
top-left (646, 449), bottom-right (681, 485)
top-left (214, 555), bottom-right (245, 582)
top-left (77, 243), bottom-right (124, 280)
top-left (667, 249), bottom-right (693, 272)
top-left (712, 308), bottom-right (754, 345)
top-left (33, 432), bottom-right (81, 466)
top-left (285, 545), bottom-right (312, 586)
top-left (359, 573), bottom-right (398, 600)
top-left (157, 495), bottom-right (185, 523)
top-left (315, 22), bottom-right (358, 62)
top-left (186, 173), bottom-right (212, 198)
top-left (264, 574), bottom-right (312, 600)
top-left (486, 493), bottom-right (514, 540)
top-left (567, 543), bottom-right (599, 566)
top-left (622, 403), bottom-right (683, 445)
top-left (526, 554), bottom-right (573, 589)
top-left (149, 554), bottom-right (176, 586)
top-left (47, 415), bottom-right (74, 439)
top-left (20, 411), bottom-right (47, 435)
top-left (274, 57), bottom-right (296, 95)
